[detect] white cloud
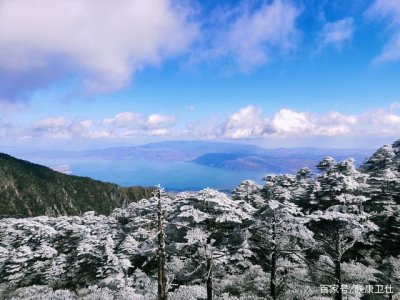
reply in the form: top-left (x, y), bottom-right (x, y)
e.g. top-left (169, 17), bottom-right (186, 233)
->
top-left (146, 114), bottom-right (176, 129)
top-left (32, 117), bottom-right (92, 139)
top-left (368, 104), bottom-right (400, 125)
top-left (36, 117), bottom-right (67, 128)
top-left (367, 0), bottom-right (400, 63)
top-left (367, 0), bottom-right (400, 25)
top-left (267, 109), bottom-right (357, 137)
top-left (0, 0), bottom-right (198, 93)
top-left (320, 18), bottom-right (354, 50)
top-left (149, 129), bottom-right (169, 136)
top-left (86, 131), bottom-right (114, 139)
top-left (24, 111), bottom-right (176, 140)
top-left (101, 112), bottom-right (142, 127)
top-left (373, 34), bottom-right (400, 63)
top-left (193, 0), bottom-right (300, 72)
top-left (270, 109), bottom-right (314, 134)
top-left (221, 105), bottom-right (267, 138)
top-left (210, 103), bottom-right (400, 139)
top-left (100, 111), bottom-right (176, 130)
top-left (7, 104), bottom-right (400, 143)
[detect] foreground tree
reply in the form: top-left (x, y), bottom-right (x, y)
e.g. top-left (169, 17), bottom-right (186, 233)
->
top-left (253, 174), bottom-right (314, 300)
top-left (309, 158), bottom-right (377, 300)
top-left (156, 187), bottom-right (168, 300)
top-left (361, 143), bottom-right (400, 299)
top-left (172, 188), bottom-right (254, 300)
top-left (232, 180), bottom-right (263, 208)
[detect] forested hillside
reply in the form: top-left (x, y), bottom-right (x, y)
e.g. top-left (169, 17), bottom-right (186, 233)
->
top-left (1, 140), bottom-right (400, 299)
top-left (0, 153), bottom-right (153, 216)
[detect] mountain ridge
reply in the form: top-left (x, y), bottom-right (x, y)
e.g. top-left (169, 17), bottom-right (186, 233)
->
top-left (0, 153), bottom-right (154, 217)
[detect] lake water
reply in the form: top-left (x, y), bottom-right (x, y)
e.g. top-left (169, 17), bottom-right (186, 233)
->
top-left (29, 157), bottom-right (266, 191)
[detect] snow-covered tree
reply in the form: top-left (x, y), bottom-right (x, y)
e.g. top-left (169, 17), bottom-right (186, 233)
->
top-left (309, 158), bottom-right (377, 300)
top-left (252, 174), bottom-right (314, 300)
top-left (232, 180), bottom-right (264, 208)
top-left (172, 188), bottom-right (253, 300)
top-left (361, 143), bottom-right (400, 300)
top-left (361, 144), bottom-right (400, 256)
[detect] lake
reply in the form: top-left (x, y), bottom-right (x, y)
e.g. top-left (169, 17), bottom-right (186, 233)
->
top-left (27, 157), bottom-right (266, 191)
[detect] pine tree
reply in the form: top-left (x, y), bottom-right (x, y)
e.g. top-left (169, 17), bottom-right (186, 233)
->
top-left (361, 144), bottom-right (400, 257)
top-left (309, 158), bottom-right (377, 300)
top-left (156, 187), bottom-right (168, 300)
top-left (253, 174), bottom-right (314, 300)
top-left (232, 180), bottom-right (264, 208)
top-left (172, 188), bottom-right (253, 300)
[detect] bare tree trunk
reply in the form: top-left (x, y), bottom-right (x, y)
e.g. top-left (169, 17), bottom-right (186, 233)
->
top-left (334, 259), bottom-right (342, 300)
top-left (388, 266), bottom-right (393, 300)
top-left (157, 189), bottom-right (168, 300)
top-left (335, 232), bottom-right (342, 300)
top-left (270, 211), bottom-right (277, 300)
top-left (206, 250), bottom-right (213, 300)
top-left (270, 251), bottom-right (277, 300)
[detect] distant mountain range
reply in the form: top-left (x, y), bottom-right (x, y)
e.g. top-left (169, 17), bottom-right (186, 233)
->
top-left (0, 153), bottom-right (154, 217)
top-left (78, 141), bottom-right (374, 173)
top-left (4, 140), bottom-right (375, 174)
top-left (80, 140), bottom-right (265, 162)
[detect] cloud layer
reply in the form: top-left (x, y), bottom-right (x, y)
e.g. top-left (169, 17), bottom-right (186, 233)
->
top-left (26, 111), bottom-right (177, 140)
top-left (187, 104), bottom-right (400, 140)
top-left (1, 0), bottom-right (399, 103)
top-left (192, 0), bottom-right (300, 72)
top-left (0, 0), bottom-right (303, 101)
top-left (4, 103), bottom-right (400, 145)
top-left (0, 0), bottom-right (198, 97)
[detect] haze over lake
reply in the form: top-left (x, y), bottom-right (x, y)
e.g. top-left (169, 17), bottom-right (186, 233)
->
top-left (7, 141), bottom-right (373, 191)
top-left (44, 157), bottom-right (266, 190)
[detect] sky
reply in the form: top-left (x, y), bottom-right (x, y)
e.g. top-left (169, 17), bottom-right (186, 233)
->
top-left (0, 0), bottom-right (400, 150)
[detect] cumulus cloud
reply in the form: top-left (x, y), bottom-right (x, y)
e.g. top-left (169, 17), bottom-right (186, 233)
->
top-left (101, 112), bottom-right (142, 127)
top-left (207, 104), bottom-right (400, 139)
top-left (367, 103), bottom-right (400, 125)
top-left (0, 0), bottom-right (305, 101)
top-left (146, 114), bottom-right (176, 129)
top-left (32, 117), bottom-right (92, 139)
top-left (22, 111), bottom-right (176, 141)
top-left (319, 18), bottom-right (354, 50)
top-left (269, 109), bottom-right (314, 135)
top-left (6, 104), bottom-right (400, 143)
top-left (367, 0), bottom-right (400, 63)
top-left (149, 129), bottom-right (170, 136)
top-left (100, 112), bottom-right (176, 130)
top-left (0, 0), bottom-right (198, 98)
top-left (192, 0), bottom-right (301, 72)
top-left (221, 105), bottom-right (267, 138)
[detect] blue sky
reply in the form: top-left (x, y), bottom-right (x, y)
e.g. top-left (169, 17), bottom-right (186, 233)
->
top-left (0, 0), bottom-right (400, 149)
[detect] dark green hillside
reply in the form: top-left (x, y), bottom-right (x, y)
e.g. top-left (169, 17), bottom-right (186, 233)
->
top-left (0, 153), bottom-right (150, 217)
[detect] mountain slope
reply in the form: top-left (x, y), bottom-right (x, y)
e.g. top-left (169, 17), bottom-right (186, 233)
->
top-left (192, 148), bottom-right (374, 172)
top-left (0, 153), bottom-right (149, 217)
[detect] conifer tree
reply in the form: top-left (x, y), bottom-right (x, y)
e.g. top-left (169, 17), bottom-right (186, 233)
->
top-left (253, 174), bottom-right (314, 300)
top-left (309, 158), bottom-right (377, 300)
